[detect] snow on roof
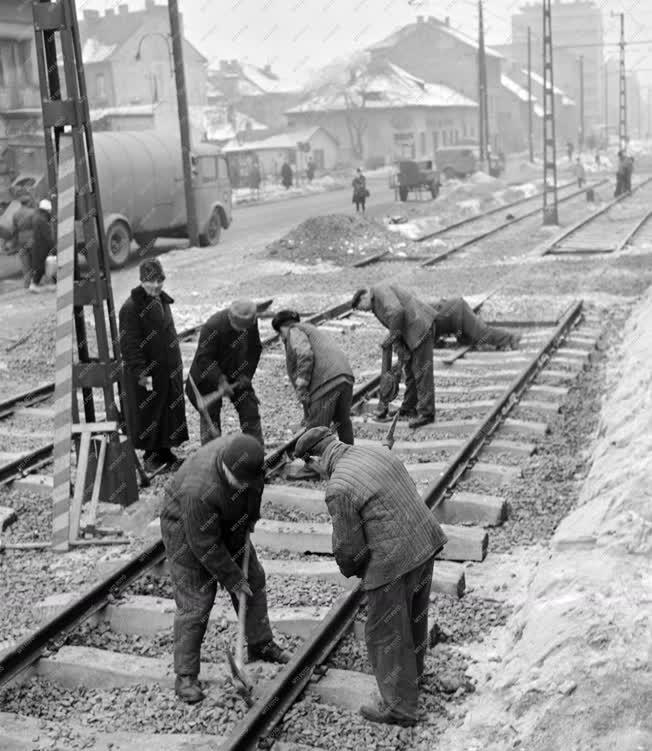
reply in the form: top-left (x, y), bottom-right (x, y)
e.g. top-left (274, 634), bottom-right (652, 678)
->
top-left (82, 37), bottom-right (117, 63)
top-left (89, 104), bottom-right (156, 120)
top-left (501, 74), bottom-right (530, 102)
top-left (523, 69), bottom-right (574, 104)
top-left (240, 63), bottom-right (301, 94)
top-left (369, 18), bottom-right (502, 59)
top-left (288, 61), bottom-right (476, 114)
top-left (222, 127), bottom-right (333, 153)
top-left (189, 106), bottom-right (269, 142)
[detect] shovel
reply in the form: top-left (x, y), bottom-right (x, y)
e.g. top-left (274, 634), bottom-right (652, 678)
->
top-left (226, 533), bottom-right (254, 706)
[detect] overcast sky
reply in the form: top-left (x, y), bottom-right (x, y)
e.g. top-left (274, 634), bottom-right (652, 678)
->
top-left (78, 0), bottom-right (652, 89)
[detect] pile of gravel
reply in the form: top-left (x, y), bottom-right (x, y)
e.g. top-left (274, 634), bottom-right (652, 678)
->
top-left (6, 316), bottom-right (56, 374)
top-left (266, 214), bottom-right (416, 265)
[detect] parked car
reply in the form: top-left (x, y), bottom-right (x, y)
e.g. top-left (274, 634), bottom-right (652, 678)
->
top-left (435, 146), bottom-right (479, 179)
top-left (391, 160), bottom-right (441, 202)
top-left (7, 130), bottom-right (233, 269)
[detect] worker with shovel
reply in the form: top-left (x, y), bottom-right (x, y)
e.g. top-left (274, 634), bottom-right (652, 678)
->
top-left (160, 433), bottom-right (290, 704)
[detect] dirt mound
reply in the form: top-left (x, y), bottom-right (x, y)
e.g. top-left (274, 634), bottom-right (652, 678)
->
top-left (266, 213), bottom-right (415, 264)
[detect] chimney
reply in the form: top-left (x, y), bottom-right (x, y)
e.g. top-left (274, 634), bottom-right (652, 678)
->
top-left (105, 8), bottom-right (114, 15)
top-left (119, 4), bottom-right (129, 15)
top-left (83, 9), bottom-right (100, 22)
top-left (416, 15), bottom-right (424, 23)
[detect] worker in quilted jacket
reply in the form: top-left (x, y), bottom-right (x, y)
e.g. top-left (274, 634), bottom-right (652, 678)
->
top-left (428, 297), bottom-right (520, 351)
top-left (294, 426), bottom-right (447, 727)
top-left (161, 432), bottom-right (290, 704)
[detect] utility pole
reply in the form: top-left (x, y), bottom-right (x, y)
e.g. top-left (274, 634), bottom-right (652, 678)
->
top-left (604, 63), bottom-right (608, 145)
top-left (527, 26), bottom-right (534, 162)
top-left (618, 12), bottom-right (627, 149)
top-left (542, 0), bottom-right (558, 225)
top-left (648, 86), bottom-right (651, 139)
top-left (578, 55), bottom-right (584, 152)
top-left (477, 0), bottom-right (490, 168)
top-left (168, 0), bottom-right (199, 247)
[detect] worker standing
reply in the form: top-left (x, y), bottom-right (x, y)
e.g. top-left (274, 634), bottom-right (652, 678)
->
top-left (29, 199), bottom-right (56, 292)
top-left (12, 194), bottom-right (36, 290)
top-left (573, 157), bottom-right (586, 188)
top-left (615, 151), bottom-right (627, 197)
top-left (161, 433), bottom-right (290, 704)
top-left (186, 300), bottom-right (264, 446)
top-left (118, 259), bottom-right (188, 473)
top-left (352, 168), bottom-right (368, 213)
top-left (352, 284), bottom-right (436, 428)
top-left (294, 427), bottom-right (447, 727)
top-left (272, 309), bottom-right (355, 445)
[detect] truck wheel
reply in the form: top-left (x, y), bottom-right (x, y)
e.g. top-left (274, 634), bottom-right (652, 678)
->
top-left (106, 221), bottom-right (131, 269)
top-left (199, 209), bottom-right (222, 247)
top-left (398, 186), bottom-right (409, 202)
top-left (429, 182), bottom-right (440, 199)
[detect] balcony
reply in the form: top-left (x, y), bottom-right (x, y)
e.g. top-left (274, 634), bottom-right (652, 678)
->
top-left (0, 86), bottom-right (41, 112)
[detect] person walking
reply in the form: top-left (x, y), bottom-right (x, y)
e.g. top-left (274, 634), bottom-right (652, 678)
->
top-left (272, 309), bottom-right (355, 445)
top-left (186, 300), bottom-right (264, 446)
top-left (29, 199), bottom-right (56, 293)
top-left (118, 258), bottom-right (188, 473)
top-left (573, 157), bottom-right (586, 188)
top-left (430, 297), bottom-right (520, 350)
top-left (160, 433), bottom-right (290, 704)
top-left (352, 284), bottom-right (436, 428)
top-left (294, 427), bottom-right (447, 727)
top-left (352, 168), bottom-right (368, 213)
top-left (281, 160), bottom-right (293, 189)
top-left (12, 193), bottom-right (36, 290)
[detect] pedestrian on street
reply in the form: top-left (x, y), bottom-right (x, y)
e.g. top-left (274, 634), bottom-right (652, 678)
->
top-left (352, 284), bottom-right (437, 428)
top-left (567, 141), bottom-right (574, 161)
top-left (281, 160), bottom-right (293, 189)
top-left (186, 300), bottom-right (264, 446)
top-left (573, 157), bottom-right (586, 188)
top-left (249, 160), bottom-right (262, 201)
top-left (160, 433), bottom-right (290, 704)
top-left (12, 194), bottom-right (36, 290)
top-left (272, 308), bottom-right (355, 455)
top-left (429, 298), bottom-right (520, 350)
top-left (29, 199), bottom-right (56, 293)
top-left (352, 168), bottom-right (368, 213)
top-left (306, 158), bottom-right (315, 183)
top-left (294, 427), bottom-right (447, 727)
top-left (615, 151), bottom-right (627, 197)
top-left (624, 154), bottom-right (634, 193)
top-left (118, 258), bottom-right (188, 474)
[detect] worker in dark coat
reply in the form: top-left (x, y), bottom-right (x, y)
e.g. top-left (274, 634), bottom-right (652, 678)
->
top-left (352, 284), bottom-right (437, 428)
top-left (12, 194), bottom-right (36, 290)
top-left (294, 427), bottom-right (447, 727)
top-left (352, 168), bottom-right (367, 213)
top-left (186, 300), bottom-right (263, 446)
top-left (161, 433), bottom-right (290, 704)
top-left (118, 259), bottom-right (188, 473)
top-left (615, 151), bottom-right (627, 197)
top-left (429, 298), bottom-right (520, 350)
top-left (272, 308), bottom-right (355, 444)
top-left (29, 199), bottom-right (56, 292)
top-left (281, 161), bottom-right (293, 189)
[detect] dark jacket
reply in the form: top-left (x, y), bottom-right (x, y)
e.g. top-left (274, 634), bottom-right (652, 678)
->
top-left (371, 283), bottom-right (437, 351)
top-left (160, 437), bottom-right (262, 590)
top-left (186, 308), bottom-right (262, 408)
top-left (284, 322), bottom-right (354, 403)
top-left (322, 441), bottom-right (448, 590)
top-left (118, 286), bottom-right (188, 451)
top-left (12, 205), bottom-right (35, 247)
top-left (352, 174), bottom-right (367, 201)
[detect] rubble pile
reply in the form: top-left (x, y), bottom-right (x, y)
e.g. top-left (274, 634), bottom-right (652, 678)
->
top-left (266, 213), bottom-right (416, 264)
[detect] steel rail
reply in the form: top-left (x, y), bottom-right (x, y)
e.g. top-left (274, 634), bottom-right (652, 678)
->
top-left (540, 176), bottom-right (652, 256)
top-left (613, 209), bottom-right (652, 253)
top-left (421, 179), bottom-right (609, 267)
top-left (0, 383), bottom-right (57, 420)
top-left (220, 300), bottom-right (584, 750)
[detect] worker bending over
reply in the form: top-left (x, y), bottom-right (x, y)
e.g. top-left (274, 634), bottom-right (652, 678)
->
top-left (429, 297), bottom-right (520, 350)
top-left (160, 433), bottom-right (289, 704)
top-left (294, 427), bottom-right (447, 727)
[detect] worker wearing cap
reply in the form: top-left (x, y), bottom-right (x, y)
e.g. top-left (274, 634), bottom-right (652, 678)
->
top-left (429, 297), bottom-right (520, 350)
top-left (119, 259), bottom-right (188, 473)
top-left (28, 198), bottom-right (56, 292)
top-left (352, 284), bottom-right (437, 428)
top-left (294, 426), bottom-right (448, 727)
top-left (187, 300), bottom-right (264, 446)
top-left (272, 309), bottom-right (355, 445)
top-left (161, 433), bottom-right (290, 704)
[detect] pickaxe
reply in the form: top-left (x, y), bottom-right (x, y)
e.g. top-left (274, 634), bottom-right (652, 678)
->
top-left (187, 373), bottom-right (227, 441)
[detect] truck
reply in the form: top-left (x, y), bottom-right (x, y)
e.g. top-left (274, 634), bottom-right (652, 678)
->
top-left (391, 160), bottom-right (441, 202)
top-left (435, 143), bottom-right (505, 180)
top-left (3, 130), bottom-right (233, 269)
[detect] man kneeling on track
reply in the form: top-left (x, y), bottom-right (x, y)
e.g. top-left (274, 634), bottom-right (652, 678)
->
top-left (294, 426), bottom-right (448, 727)
top-left (428, 297), bottom-right (521, 350)
top-left (160, 433), bottom-right (290, 704)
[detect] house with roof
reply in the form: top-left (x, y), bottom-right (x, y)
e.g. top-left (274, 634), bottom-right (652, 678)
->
top-left (208, 60), bottom-right (304, 129)
top-left (78, 1), bottom-right (207, 114)
top-left (221, 126), bottom-right (338, 187)
top-left (285, 57), bottom-right (477, 166)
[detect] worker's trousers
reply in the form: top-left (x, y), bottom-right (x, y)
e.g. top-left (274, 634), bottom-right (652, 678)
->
top-left (168, 545), bottom-right (274, 677)
top-left (365, 555), bottom-right (435, 722)
top-left (401, 334), bottom-right (435, 419)
top-left (433, 298), bottom-right (512, 349)
top-left (18, 245), bottom-right (32, 288)
top-left (199, 387), bottom-right (264, 447)
top-left (304, 381), bottom-right (354, 445)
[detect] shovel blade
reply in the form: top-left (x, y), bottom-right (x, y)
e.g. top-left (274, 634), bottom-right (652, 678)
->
top-left (227, 648), bottom-right (253, 700)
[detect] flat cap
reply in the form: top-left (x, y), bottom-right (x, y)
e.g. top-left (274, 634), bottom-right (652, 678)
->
top-left (271, 309), bottom-right (301, 332)
top-left (139, 258), bottom-right (165, 282)
top-left (294, 426), bottom-right (336, 459)
top-left (222, 433), bottom-right (264, 482)
top-left (228, 299), bottom-right (257, 331)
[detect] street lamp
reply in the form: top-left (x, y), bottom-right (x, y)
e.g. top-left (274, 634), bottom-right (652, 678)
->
top-left (135, 32), bottom-right (174, 77)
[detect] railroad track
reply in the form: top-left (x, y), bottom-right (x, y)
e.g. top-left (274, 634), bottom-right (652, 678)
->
top-left (0, 295), bottom-right (605, 750)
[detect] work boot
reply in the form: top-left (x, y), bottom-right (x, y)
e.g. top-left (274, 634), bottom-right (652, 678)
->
top-left (408, 414), bottom-right (435, 430)
top-left (373, 405), bottom-right (390, 421)
top-left (247, 640), bottom-right (290, 664)
top-left (360, 702), bottom-right (416, 727)
top-left (175, 675), bottom-right (205, 704)
top-left (28, 282), bottom-right (44, 294)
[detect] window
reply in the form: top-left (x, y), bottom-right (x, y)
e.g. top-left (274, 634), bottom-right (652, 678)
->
top-left (442, 131), bottom-right (448, 146)
top-left (419, 132), bottom-right (426, 155)
top-left (199, 156), bottom-right (217, 183)
top-left (312, 148), bottom-right (325, 169)
top-left (217, 155), bottom-right (230, 180)
top-left (96, 73), bottom-right (106, 100)
top-left (432, 131), bottom-right (439, 151)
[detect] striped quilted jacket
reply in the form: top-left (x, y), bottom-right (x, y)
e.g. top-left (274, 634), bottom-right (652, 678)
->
top-left (321, 441), bottom-right (447, 590)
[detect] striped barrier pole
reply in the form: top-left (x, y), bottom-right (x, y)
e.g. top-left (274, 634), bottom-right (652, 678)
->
top-left (51, 141), bottom-right (76, 551)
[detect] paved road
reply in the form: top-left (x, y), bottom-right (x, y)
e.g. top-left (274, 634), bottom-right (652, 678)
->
top-left (0, 173), bottom-right (398, 289)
